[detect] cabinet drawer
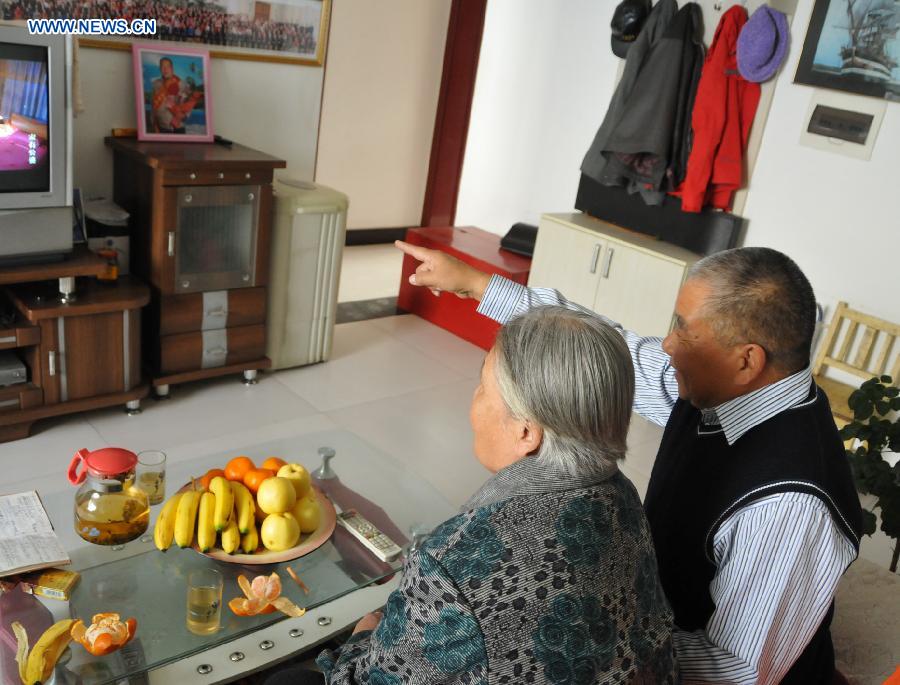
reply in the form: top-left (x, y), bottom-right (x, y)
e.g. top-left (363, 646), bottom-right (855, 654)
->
top-left (0, 384), bottom-right (42, 414)
top-left (159, 324), bottom-right (266, 374)
top-left (159, 288), bottom-right (267, 336)
top-left (0, 324), bottom-right (40, 351)
top-left (161, 168), bottom-right (273, 186)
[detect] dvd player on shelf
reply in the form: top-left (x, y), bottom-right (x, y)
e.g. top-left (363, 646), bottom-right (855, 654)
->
top-left (0, 351), bottom-right (27, 387)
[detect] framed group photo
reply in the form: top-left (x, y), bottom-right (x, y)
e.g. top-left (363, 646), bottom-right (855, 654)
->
top-left (1, 0), bottom-right (331, 66)
top-left (795, 0), bottom-right (900, 101)
top-left (133, 44), bottom-right (213, 142)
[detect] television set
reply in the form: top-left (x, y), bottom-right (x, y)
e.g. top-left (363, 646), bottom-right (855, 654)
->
top-left (0, 25), bottom-right (73, 265)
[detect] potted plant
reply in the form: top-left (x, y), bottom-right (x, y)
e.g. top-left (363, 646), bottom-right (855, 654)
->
top-left (839, 375), bottom-right (900, 572)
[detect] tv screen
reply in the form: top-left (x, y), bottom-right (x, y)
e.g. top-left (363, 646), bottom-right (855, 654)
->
top-left (0, 42), bottom-right (50, 194)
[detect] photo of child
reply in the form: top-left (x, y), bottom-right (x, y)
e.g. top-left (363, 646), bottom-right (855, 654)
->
top-left (133, 45), bottom-right (213, 142)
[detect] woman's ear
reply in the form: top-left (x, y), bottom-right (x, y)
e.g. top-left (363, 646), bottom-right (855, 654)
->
top-left (517, 419), bottom-right (543, 458)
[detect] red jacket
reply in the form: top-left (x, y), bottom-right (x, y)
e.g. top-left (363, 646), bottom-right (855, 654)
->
top-left (676, 6), bottom-right (760, 212)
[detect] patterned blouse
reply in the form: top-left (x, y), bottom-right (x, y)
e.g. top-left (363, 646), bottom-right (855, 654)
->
top-left (318, 457), bottom-right (678, 685)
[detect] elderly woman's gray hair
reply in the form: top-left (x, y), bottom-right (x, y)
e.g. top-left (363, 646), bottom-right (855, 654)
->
top-left (492, 306), bottom-right (634, 476)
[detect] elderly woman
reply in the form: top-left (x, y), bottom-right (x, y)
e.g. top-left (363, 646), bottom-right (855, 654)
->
top-left (316, 306), bottom-right (677, 684)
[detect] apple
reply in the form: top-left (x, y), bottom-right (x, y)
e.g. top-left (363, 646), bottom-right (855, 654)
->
top-left (277, 463), bottom-right (311, 499)
top-left (256, 477), bottom-right (297, 514)
top-left (291, 494), bottom-right (321, 534)
top-left (260, 513), bottom-right (300, 551)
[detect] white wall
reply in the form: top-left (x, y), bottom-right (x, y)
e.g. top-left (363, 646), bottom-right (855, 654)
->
top-left (457, 0), bottom-right (899, 326)
top-left (73, 44), bottom-right (324, 199)
top-left (456, 0), bottom-right (619, 236)
top-left (314, 0), bottom-right (451, 230)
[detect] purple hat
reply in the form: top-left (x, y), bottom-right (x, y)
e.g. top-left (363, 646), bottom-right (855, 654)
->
top-left (737, 5), bottom-right (790, 83)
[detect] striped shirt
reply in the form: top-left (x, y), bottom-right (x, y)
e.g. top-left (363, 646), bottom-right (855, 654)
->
top-left (478, 275), bottom-right (858, 685)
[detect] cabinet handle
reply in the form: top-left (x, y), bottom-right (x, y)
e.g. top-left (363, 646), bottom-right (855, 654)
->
top-left (601, 247), bottom-right (614, 279)
top-left (167, 231), bottom-right (176, 257)
top-left (217, 172), bottom-right (225, 180)
top-left (247, 193), bottom-right (255, 202)
top-left (184, 194), bottom-right (193, 203)
top-left (189, 172), bottom-right (197, 180)
top-left (589, 244), bottom-right (602, 274)
top-left (205, 307), bottom-right (227, 317)
top-left (48, 351), bottom-right (56, 377)
top-left (205, 346), bottom-right (227, 356)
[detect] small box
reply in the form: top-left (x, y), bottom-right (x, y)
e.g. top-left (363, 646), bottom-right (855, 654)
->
top-left (0, 568), bottom-right (80, 601)
top-left (397, 226), bottom-right (531, 350)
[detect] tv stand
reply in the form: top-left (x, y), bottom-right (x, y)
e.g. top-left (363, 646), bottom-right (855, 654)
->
top-left (0, 246), bottom-right (150, 443)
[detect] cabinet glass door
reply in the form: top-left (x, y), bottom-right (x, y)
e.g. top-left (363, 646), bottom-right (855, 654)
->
top-left (174, 186), bottom-right (260, 293)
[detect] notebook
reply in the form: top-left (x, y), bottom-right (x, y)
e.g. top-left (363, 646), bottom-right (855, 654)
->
top-left (0, 491), bottom-right (70, 578)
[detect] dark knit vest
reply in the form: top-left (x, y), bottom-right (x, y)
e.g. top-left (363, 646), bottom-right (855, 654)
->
top-left (643, 383), bottom-right (863, 684)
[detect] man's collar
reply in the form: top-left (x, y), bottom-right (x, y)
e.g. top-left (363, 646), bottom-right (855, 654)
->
top-left (706, 366), bottom-right (814, 445)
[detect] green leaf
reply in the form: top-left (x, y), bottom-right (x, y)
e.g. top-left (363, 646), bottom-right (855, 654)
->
top-left (857, 403), bottom-right (874, 421)
top-left (876, 400), bottom-right (891, 416)
top-left (880, 374), bottom-right (893, 384)
top-left (861, 509), bottom-right (877, 536)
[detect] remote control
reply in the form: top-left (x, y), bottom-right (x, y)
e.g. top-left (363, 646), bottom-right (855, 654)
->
top-left (336, 509), bottom-right (403, 562)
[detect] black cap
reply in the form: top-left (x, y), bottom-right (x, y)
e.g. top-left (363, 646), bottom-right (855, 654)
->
top-left (611, 0), bottom-right (651, 58)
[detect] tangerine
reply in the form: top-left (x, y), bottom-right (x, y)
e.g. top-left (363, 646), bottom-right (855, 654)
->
top-left (225, 456), bottom-right (255, 482)
top-left (243, 468), bottom-right (275, 493)
top-left (261, 456), bottom-right (286, 472)
top-left (200, 468), bottom-right (226, 491)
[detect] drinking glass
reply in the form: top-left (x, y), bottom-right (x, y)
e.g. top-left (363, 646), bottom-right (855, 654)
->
top-left (186, 568), bottom-right (223, 635)
top-left (136, 450), bottom-right (166, 505)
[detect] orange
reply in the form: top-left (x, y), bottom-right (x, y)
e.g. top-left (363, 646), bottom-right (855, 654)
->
top-left (261, 456), bottom-right (286, 472)
top-left (225, 456), bottom-right (255, 482)
top-left (200, 468), bottom-right (226, 491)
top-left (243, 468), bottom-right (275, 494)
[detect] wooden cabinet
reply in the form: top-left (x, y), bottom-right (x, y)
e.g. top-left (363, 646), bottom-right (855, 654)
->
top-left (106, 138), bottom-right (285, 394)
top-left (529, 213), bottom-right (699, 338)
top-left (0, 273), bottom-right (149, 443)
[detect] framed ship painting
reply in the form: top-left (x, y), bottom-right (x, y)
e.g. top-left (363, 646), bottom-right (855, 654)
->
top-left (795, 0), bottom-right (900, 101)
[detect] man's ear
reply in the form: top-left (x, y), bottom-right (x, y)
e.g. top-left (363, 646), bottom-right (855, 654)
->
top-left (734, 343), bottom-right (767, 387)
top-left (515, 419), bottom-right (543, 458)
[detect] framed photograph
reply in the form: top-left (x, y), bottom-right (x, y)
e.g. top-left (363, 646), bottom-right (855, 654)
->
top-left (133, 44), bottom-right (213, 142)
top-left (1, 0), bottom-right (331, 67)
top-left (795, 0), bottom-right (900, 101)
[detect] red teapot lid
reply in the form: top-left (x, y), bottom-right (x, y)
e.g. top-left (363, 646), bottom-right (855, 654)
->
top-left (68, 447), bottom-right (138, 485)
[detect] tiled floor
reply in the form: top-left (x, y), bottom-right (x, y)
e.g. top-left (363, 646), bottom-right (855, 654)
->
top-left (0, 315), bottom-right (661, 519)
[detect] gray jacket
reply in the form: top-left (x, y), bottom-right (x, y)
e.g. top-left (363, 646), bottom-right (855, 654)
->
top-left (318, 457), bottom-right (678, 684)
top-left (580, 0), bottom-right (677, 185)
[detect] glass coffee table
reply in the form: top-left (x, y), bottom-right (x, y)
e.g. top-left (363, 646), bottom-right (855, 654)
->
top-left (4, 429), bottom-right (458, 684)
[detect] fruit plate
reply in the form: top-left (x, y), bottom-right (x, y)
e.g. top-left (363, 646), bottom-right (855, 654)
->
top-left (177, 484), bottom-right (337, 565)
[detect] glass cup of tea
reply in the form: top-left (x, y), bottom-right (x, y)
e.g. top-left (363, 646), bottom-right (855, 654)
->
top-left (186, 568), bottom-right (223, 635)
top-left (136, 451), bottom-right (166, 506)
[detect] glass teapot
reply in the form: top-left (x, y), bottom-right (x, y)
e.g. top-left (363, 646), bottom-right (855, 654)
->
top-left (67, 448), bottom-right (150, 546)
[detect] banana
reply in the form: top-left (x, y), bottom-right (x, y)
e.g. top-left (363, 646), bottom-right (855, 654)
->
top-left (197, 491), bottom-right (217, 552)
top-left (220, 515), bottom-right (240, 554)
top-left (17, 619), bottom-right (75, 685)
top-left (241, 521), bottom-right (259, 554)
top-left (174, 490), bottom-right (202, 548)
top-left (210, 476), bottom-right (234, 531)
top-left (231, 481), bottom-right (255, 534)
top-left (11, 621), bottom-right (28, 684)
top-left (153, 492), bottom-right (184, 551)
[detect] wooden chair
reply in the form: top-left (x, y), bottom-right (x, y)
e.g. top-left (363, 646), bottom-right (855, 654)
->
top-left (812, 302), bottom-right (900, 422)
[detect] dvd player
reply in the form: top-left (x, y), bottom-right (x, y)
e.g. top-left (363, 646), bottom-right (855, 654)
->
top-left (0, 351), bottom-right (27, 387)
